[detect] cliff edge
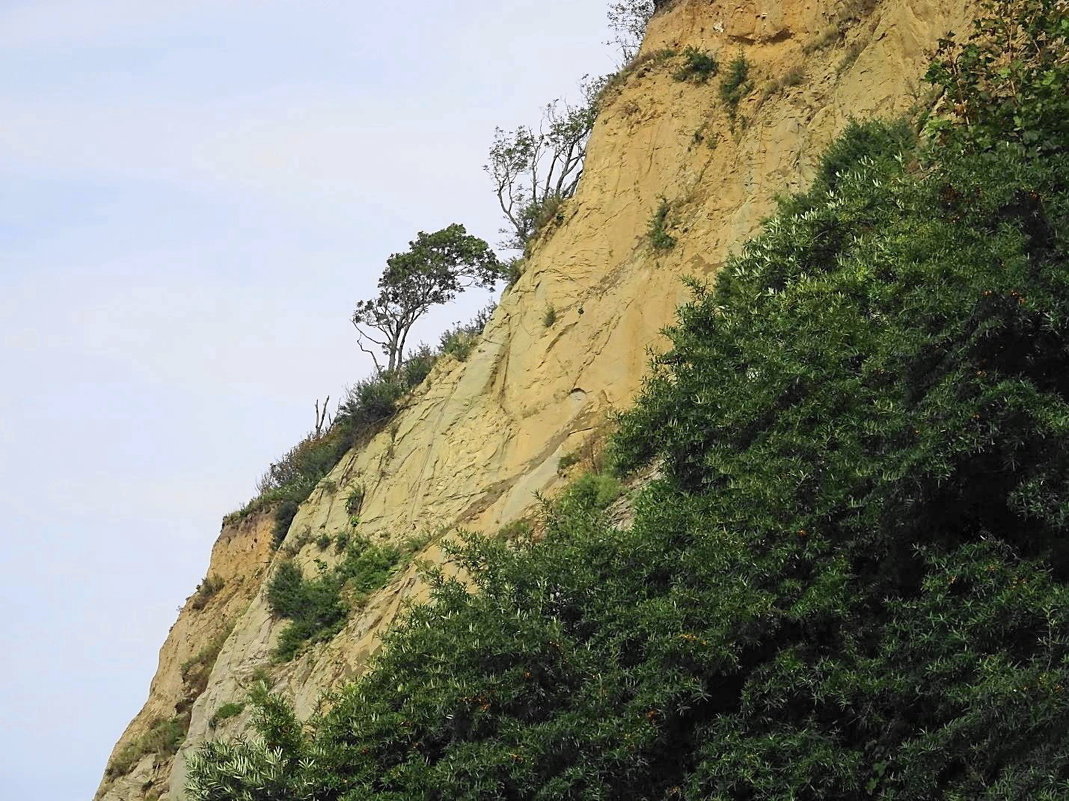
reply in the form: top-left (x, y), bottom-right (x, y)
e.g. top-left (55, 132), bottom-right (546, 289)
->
top-left (95, 1), bottom-right (977, 798)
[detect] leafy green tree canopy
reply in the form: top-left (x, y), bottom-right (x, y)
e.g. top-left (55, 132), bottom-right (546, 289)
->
top-left (351, 224), bottom-right (502, 373)
top-left (188, 1), bottom-right (1069, 799)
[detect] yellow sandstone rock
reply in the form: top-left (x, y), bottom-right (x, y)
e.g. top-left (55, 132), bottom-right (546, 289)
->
top-left (95, 1), bottom-right (978, 798)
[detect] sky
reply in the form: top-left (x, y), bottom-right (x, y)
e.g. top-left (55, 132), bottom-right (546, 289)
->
top-left (0, 2), bottom-right (619, 798)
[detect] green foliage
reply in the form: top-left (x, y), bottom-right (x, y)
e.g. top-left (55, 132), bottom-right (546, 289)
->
top-left (503, 257), bottom-right (525, 285)
top-left (607, 0), bottom-right (656, 62)
top-left (352, 224), bottom-right (503, 373)
top-left (497, 518), bottom-right (534, 540)
top-left (344, 486), bottom-right (365, 517)
top-left (759, 65), bottom-right (805, 103)
top-left (209, 702), bottom-right (245, 729)
top-left (925, 0), bottom-right (1069, 153)
top-left (440, 304), bottom-right (496, 362)
top-left (673, 47), bottom-right (719, 83)
top-left (189, 574), bottom-right (224, 611)
top-left (564, 471), bottom-right (623, 510)
top-left (267, 536), bottom-right (403, 661)
top-left (647, 196), bottom-right (677, 250)
top-left (542, 305), bottom-right (558, 328)
top-left (400, 344), bottom-right (436, 386)
top-left (187, 684), bottom-right (319, 801)
top-left (189, 8), bottom-right (1069, 800)
top-left (719, 53), bottom-right (752, 118)
top-left (488, 76), bottom-right (605, 251)
top-left (228, 298), bottom-right (487, 549)
top-left (180, 630), bottom-right (231, 698)
top-left (107, 715), bottom-right (188, 778)
top-left (807, 117), bottom-right (916, 195)
top-left (556, 450), bottom-right (581, 474)
top-left (339, 372), bottom-right (405, 427)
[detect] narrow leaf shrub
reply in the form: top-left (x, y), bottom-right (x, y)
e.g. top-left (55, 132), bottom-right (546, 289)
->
top-left (719, 54), bottom-right (752, 117)
top-left (673, 47), bottom-right (718, 83)
top-left (647, 196), bottom-right (676, 250)
top-left (266, 536), bottom-right (403, 661)
top-left (189, 5), bottom-right (1069, 799)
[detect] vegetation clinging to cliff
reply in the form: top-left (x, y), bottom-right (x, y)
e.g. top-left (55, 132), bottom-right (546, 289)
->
top-left (266, 535), bottom-right (404, 661)
top-left (188, 1), bottom-right (1069, 798)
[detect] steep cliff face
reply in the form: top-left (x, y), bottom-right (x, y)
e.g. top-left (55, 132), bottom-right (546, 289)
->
top-left (95, 513), bottom-right (275, 801)
top-left (96, 1), bottom-right (978, 798)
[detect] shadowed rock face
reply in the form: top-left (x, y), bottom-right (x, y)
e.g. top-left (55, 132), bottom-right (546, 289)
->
top-left (94, 1), bottom-right (980, 798)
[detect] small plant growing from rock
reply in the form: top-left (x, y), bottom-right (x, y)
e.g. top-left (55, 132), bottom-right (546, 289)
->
top-left (557, 450), bottom-right (581, 475)
top-left (208, 702), bottom-right (245, 729)
top-left (673, 47), bottom-right (719, 83)
top-left (647, 197), bottom-right (677, 250)
top-left (345, 485), bottom-right (365, 516)
top-left (719, 53), bottom-right (753, 119)
top-left (189, 575), bottom-right (224, 610)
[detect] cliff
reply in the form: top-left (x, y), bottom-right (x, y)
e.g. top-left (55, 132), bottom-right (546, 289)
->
top-left (94, 1), bottom-right (978, 798)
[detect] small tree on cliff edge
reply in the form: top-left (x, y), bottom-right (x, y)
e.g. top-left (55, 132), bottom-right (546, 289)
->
top-left (486, 75), bottom-right (605, 252)
top-left (607, 0), bottom-right (656, 62)
top-left (351, 224), bottom-right (503, 374)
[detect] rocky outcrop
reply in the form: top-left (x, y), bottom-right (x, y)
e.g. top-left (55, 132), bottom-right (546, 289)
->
top-left (95, 513), bottom-right (275, 801)
top-left (95, 1), bottom-right (979, 798)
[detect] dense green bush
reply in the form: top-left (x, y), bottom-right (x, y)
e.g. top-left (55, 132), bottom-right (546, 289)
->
top-left (189, 3), bottom-right (1069, 798)
top-left (647, 196), bottom-right (676, 250)
top-left (672, 47), bottom-right (718, 83)
top-left (925, 0), bottom-right (1069, 153)
top-left (719, 53), bottom-right (752, 118)
top-left (209, 703), bottom-right (245, 729)
top-left (189, 574), bottom-right (224, 611)
top-left (266, 536), bottom-right (404, 661)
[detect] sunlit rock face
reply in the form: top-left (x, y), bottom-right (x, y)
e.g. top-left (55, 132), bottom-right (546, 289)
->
top-left (94, 1), bottom-right (978, 798)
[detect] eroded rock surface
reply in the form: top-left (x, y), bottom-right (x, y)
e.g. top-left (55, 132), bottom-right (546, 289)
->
top-left (95, 1), bottom-right (979, 798)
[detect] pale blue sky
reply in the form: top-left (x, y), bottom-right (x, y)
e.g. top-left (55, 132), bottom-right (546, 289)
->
top-left (0, 2), bottom-right (618, 797)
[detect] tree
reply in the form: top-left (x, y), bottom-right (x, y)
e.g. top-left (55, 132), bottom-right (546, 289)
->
top-left (486, 76), bottom-right (605, 251)
top-left (607, 0), bottom-right (656, 63)
top-left (351, 224), bottom-right (502, 374)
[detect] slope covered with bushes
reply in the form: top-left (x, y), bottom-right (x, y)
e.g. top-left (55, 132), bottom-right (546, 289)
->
top-left (187, 1), bottom-right (1069, 798)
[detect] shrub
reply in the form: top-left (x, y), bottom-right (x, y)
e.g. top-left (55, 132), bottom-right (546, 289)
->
top-left (340, 374), bottom-right (406, 427)
top-left (189, 7), bottom-right (1069, 799)
top-left (189, 575), bottom-right (224, 611)
top-left (497, 519), bottom-right (533, 540)
top-left (209, 702), bottom-right (245, 729)
top-left (107, 715), bottom-right (189, 778)
top-left (925, 0), bottom-right (1069, 153)
top-left (759, 65), bottom-right (805, 103)
top-left (673, 47), bottom-right (718, 83)
top-left (719, 53), bottom-right (752, 118)
top-left (557, 450), bottom-right (581, 474)
top-left (542, 305), bottom-right (558, 328)
top-left (179, 630), bottom-right (231, 698)
top-left (503, 257), bottom-right (525, 286)
top-left (647, 196), bottom-right (676, 250)
top-left (266, 537), bottom-right (403, 661)
top-left (401, 344), bottom-right (436, 386)
top-left (345, 486), bottom-right (365, 517)
top-left (440, 304), bottom-right (495, 363)
top-left (563, 471), bottom-right (623, 510)
top-left (229, 352), bottom-right (442, 549)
